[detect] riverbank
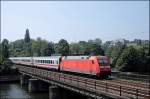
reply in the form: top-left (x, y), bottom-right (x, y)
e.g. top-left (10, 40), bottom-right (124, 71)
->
top-left (0, 75), bottom-right (20, 82)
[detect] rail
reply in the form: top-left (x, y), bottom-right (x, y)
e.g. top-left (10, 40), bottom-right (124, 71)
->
top-left (16, 65), bottom-right (150, 99)
top-left (111, 71), bottom-right (150, 83)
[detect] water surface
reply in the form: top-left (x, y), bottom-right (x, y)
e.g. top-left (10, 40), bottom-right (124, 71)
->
top-left (0, 82), bottom-right (49, 99)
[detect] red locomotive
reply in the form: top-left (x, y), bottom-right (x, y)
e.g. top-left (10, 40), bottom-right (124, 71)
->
top-left (10, 55), bottom-right (111, 78)
top-left (60, 56), bottom-right (111, 78)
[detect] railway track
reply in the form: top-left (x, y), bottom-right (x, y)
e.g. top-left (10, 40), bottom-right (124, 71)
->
top-left (17, 65), bottom-right (150, 99)
top-left (111, 71), bottom-right (150, 83)
top-left (99, 79), bottom-right (150, 90)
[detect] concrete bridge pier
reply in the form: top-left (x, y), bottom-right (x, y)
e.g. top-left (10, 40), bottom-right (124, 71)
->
top-left (86, 97), bottom-right (93, 99)
top-left (49, 86), bottom-right (61, 99)
top-left (20, 74), bottom-right (29, 85)
top-left (28, 78), bottom-right (39, 92)
top-left (38, 80), bottom-right (49, 91)
top-left (28, 78), bottom-right (49, 92)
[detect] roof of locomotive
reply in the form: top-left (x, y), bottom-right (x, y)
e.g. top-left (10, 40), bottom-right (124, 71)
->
top-left (62, 55), bottom-right (89, 59)
top-left (62, 55), bottom-right (108, 60)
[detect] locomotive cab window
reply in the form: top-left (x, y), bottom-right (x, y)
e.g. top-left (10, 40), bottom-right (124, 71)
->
top-left (99, 59), bottom-right (108, 66)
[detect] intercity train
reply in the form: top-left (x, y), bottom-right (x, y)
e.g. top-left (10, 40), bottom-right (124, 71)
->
top-left (9, 55), bottom-right (111, 78)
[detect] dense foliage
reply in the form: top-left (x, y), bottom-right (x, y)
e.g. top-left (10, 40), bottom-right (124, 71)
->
top-left (55, 39), bottom-right (70, 55)
top-left (0, 29), bottom-right (149, 73)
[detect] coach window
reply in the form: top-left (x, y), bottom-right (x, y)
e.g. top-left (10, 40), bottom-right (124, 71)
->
top-left (47, 60), bottom-right (49, 63)
top-left (56, 60), bottom-right (58, 64)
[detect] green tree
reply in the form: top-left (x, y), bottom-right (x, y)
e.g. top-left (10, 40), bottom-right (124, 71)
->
top-left (0, 43), bottom-right (2, 64)
top-left (9, 39), bottom-right (24, 57)
top-left (69, 43), bottom-right (80, 54)
top-left (90, 44), bottom-right (104, 55)
top-left (32, 37), bottom-right (48, 56)
top-left (118, 46), bottom-right (139, 72)
top-left (41, 42), bottom-right (55, 56)
top-left (56, 39), bottom-right (69, 55)
top-left (24, 29), bottom-right (31, 43)
top-left (2, 39), bottom-right (9, 59)
top-left (84, 43), bottom-right (104, 55)
top-left (78, 41), bottom-right (88, 54)
top-left (93, 38), bottom-right (102, 45)
top-left (24, 29), bottom-right (32, 56)
top-left (110, 42), bottom-right (126, 67)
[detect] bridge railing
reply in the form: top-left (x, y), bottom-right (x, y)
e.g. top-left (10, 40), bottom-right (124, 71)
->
top-left (16, 65), bottom-right (150, 99)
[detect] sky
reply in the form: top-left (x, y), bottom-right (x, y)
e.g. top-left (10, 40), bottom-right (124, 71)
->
top-left (1, 1), bottom-right (149, 43)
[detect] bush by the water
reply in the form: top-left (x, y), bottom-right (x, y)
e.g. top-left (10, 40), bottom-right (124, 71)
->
top-left (0, 59), bottom-right (19, 75)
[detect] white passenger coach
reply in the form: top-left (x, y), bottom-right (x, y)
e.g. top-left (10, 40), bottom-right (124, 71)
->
top-left (9, 56), bottom-right (61, 70)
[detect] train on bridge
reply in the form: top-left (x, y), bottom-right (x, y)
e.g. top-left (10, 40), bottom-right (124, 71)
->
top-left (9, 55), bottom-right (111, 78)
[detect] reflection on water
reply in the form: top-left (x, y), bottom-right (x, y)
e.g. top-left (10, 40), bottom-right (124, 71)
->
top-left (0, 82), bottom-right (99, 99)
top-left (0, 82), bottom-right (49, 99)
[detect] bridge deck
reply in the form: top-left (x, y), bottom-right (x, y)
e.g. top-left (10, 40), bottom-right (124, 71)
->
top-left (16, 65), bottom-right (150, 99)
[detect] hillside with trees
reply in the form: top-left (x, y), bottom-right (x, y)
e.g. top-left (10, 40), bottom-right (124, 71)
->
top-left (0, 29), bottom-right (149, 74)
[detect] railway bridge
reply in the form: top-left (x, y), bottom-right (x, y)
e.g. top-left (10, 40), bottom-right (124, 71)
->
top-left (16, 64), bottom-right (150, 99)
